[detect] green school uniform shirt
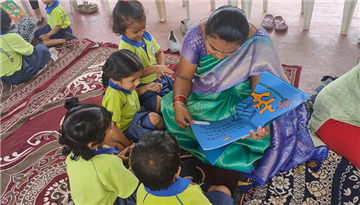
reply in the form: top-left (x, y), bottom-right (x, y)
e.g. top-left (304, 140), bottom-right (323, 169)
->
top-left (0, 33), bottom-right (33, 77)
top-left (47, 4), bottom-right (71, 29)
top-left (102, 86), bottom-right (141, 131)
top-left (137, 177), bottom-right (211, 205)
top-left (66, 146), bottom-right (139, 204)
top-left (119, 32), bottom-right (161, 84)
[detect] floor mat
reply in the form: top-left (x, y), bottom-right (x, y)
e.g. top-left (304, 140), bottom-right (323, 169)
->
top-left (0, 44), bottom-right (303, 205)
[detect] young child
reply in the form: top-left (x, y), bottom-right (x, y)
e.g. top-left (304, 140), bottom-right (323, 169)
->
top-left (130, 130), bottom-right (234, 205)
top-left (59, 97), bottom-right (138, 205)
top-left (102, 49), bottom-right (165, 142)
top-left (0, 8), bottom-right (50, 85)
top-left (34, 0), bottom-right (77, 47)
top-left (112, 0), bottom-right (174, 107)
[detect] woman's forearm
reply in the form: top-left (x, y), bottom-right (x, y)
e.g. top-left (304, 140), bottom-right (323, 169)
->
top-left (173, 76), bottom-right (192, 98)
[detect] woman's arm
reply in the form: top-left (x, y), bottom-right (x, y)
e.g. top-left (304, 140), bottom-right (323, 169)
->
top-left (173, 56), bottom-right (198, 128)
top-left (250, 74), bottom-right (261, 91)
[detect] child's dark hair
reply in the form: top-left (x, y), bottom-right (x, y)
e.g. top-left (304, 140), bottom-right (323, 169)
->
top-left (205, 5), bottom-right (249, 44)
top-left (130, 130), bottom-right (181, 191)
top-left (102, 49), bottom-right (144, 88)
top-left (59, 97), bottom-right (112, 160)
top-left (111, 0), bottom-right (146, 35)
top-left (1, 8), bottom-right (11, 32)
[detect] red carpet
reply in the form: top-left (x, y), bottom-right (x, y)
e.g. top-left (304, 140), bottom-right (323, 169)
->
top-left (0, 42), bottom-right (301, 204)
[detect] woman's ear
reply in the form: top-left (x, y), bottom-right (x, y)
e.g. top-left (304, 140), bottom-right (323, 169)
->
top-left (87, 141), bottom-right (98, 150)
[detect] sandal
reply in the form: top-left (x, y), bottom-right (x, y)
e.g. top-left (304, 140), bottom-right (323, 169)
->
top-left (274, 16), bottom-right (288, 31)
top-left (261, 14), bottom-right (274, 30)
top-left (76, 1), bottom-right (98, 14)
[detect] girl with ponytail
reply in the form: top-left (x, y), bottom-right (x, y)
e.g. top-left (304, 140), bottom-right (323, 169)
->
top-left (59, 96), bottom-right (138, 205)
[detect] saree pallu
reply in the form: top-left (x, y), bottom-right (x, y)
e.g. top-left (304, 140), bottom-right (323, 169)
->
top-left (161, 35), bottom-right (328, 185)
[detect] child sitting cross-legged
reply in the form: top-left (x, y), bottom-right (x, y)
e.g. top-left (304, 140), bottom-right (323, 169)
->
top-left (130, 130), bottom-right (234, 205)
top-left (34, 0), bottom-right (77, 47)
top-left (59, 97), bottom-right (138, 205)
top-left (102, 49), bottom-right (165, 142)
top-left (0, 8), bottom-right (50, 85)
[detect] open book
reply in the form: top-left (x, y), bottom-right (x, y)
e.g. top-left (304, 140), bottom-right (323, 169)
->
top-left (1, 0), bottom-right (28, 24)
top-left (190, 72), bottom-right (309, 164)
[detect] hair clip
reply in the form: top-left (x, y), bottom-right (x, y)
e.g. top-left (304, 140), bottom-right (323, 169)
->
top-left (123, 0), bottom-right (129, 2)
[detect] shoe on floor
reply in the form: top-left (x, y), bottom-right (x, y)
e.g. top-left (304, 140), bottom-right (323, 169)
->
top-left (168, 30), bottom-right (181, 53)
top-left (261, 14), bottom-right (274, 30)
top-left (64, 32), bottom-right (77, 41)
top-left (180, 18), bottom-right (191, 34)
top-left (273, 16), bottom-right (288, 31)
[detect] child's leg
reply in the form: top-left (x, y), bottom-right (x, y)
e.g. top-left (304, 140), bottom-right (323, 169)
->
top-left (42, 38), bottom-right (66, 47)
top-left (148, 112), bottom-right (165, 130)
top-left (156, 95), bottom-right (161, 112)
top-left (207, 185), bottom-right (232, 197)
top-left (112, 123), bottom-right (132, 147)
top-left (204, 185), bottom-right (234, 205)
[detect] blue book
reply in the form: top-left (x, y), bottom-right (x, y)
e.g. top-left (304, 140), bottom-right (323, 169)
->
top-left (191, 72), bottom-right (309, 154)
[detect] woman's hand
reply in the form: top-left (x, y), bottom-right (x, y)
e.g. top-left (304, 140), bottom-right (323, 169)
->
top-left (174, 103), bottom-right (195, 129)
top-left (117, 146), bottom-right (131, 161)
top-left (147, 82), bottom-right (162, 93)
top-left (243, 125), bottom-right (270, 140)
top-left (157, 65), bottom-right (174, 80)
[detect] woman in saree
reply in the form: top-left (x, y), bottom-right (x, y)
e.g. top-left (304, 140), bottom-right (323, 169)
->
top-left (308, 64), bottom-right (360, 168)
top-left (161, 5), bottom-right (328, 186)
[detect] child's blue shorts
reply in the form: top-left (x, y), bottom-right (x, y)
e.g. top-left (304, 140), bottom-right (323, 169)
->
top-left (138, 75), bottom-right (174, 108)
top-left (123, 107), bottom-right (162, 142)
top-left (34, 24), bottom-right (73, 40)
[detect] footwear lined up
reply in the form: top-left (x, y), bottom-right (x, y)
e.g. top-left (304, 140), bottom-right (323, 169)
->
top-left (261, 14), bottom-right (288, 31)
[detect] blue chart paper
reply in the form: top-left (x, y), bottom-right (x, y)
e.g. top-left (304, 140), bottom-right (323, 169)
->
top-left (191, 72), bottom-right (309, 154)
top-left (199, 144), bottom-right (232, 165)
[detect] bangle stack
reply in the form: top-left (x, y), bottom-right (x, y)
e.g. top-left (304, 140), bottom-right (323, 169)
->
top-left (173, 95), bottom-right (187, 107)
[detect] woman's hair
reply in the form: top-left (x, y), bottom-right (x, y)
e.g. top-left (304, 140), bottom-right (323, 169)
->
top-left (101, 49), bottom-right (144, 88)
top-left (111, 0), bottom-right (146, 35)
top-left (59, 97), bottom-right (112, 161)
top-left (205, 5), bottom-right (249, 44)
top-left (130, 130), bottom-right (181, 191)
top-left (1, 8), bottom-right (11, 32)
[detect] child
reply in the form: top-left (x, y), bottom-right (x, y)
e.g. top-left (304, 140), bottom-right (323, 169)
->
top-left (130, 130), bottom-right (234, 205)
top-left (102, 49), bottom-right (165, 142)
top-left (112, 0), bottom-right (174, 107)
top-left (0, 8), bottom-right (50, 85)
top-left (59, 97), bottom-right (138, 205)
top-left (34, 0), bottom-right (77, 47)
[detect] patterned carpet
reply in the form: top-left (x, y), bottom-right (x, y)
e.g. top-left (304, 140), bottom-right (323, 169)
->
top-left (0, 39), bottom-right (305, 204)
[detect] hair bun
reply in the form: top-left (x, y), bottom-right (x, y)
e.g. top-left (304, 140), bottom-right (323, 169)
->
top-left (64, 97), bottom-right (80, 110)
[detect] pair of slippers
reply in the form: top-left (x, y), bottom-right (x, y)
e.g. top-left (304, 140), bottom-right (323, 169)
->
top-left (261, 14), bottom-right (288, 31)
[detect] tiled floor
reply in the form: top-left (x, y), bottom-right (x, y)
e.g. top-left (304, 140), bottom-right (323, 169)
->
top-left (28, 0), bottom-right (360, 94)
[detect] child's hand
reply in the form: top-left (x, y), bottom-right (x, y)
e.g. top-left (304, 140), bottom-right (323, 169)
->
top-left (183, 176), bottom-right (197, 185)
top-left (157, 65), bottom-right (174, 80)
top-left (147, 82), bottom-right (162, 93)
top-left (242, 125), bottom-right (270, 140)
top-left (39, 33), bottom-right (50, 41)
top-left (117, 146), bottom-right (131, 161)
